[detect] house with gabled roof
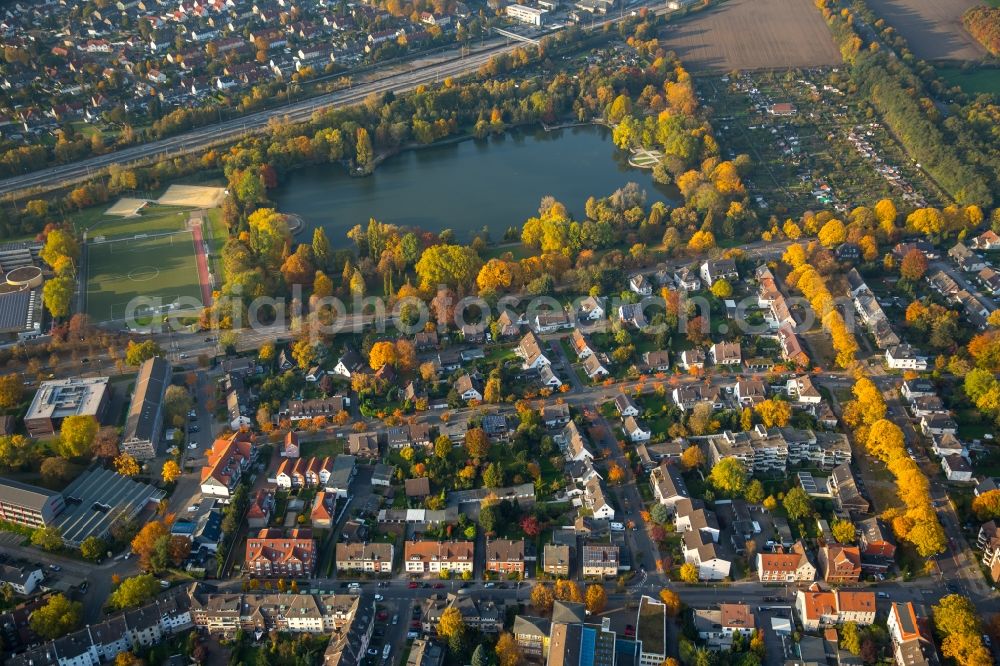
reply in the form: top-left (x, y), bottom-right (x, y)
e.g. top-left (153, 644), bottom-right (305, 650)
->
top-left (516, 332), bottom-right (551, 370)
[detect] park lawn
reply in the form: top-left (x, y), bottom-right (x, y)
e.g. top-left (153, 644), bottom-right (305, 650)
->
top-left (299, 438), bottom-right (346, 458)
top-left (78, 204), bottom-right (193, 238)
top-left (85, 230), bottom-right (203, 322)
top-left (936, 67), bottom-right (1000, 96)
top-left (955, 408), bottom-right (992, 440)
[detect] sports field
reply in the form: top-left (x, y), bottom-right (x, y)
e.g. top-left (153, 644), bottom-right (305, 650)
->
top-left (77, 204), bottom-right (191, 239)
top-left (85, 231), bottom-right (205, 322)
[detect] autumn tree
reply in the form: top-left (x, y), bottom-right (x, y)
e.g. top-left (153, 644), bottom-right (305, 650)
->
top-left (29, 594), bottom-right (81, 639)
top-left (0, 373), bottom-right (24, 409)
top-left (824, 521), bottom-right (857, 547)
top-left (465, 428), bottom-right (490, 458)
top-left (607, 463), bottom-right (625, 485)
top-left (369, 341), bottom-right (398, 370)
top-left (972, 490), bottom-right (1000, 521)
top-left (495, 632), bottom-right (523, 666)
top-left (900, 248), bottom-right (928, 282)
top-left (131, 520), bottom-right (170, 572)
top-left (708, 458), bottom-right (747, 496)
top-left (415, 244), bottom-right (482, 292)
top-left (659, 588), bottom-right (682, 616)
top-left (679, 562), bottom-right (699, 583)
top-left (585, 584), bottom-right (607, 614)
top-left (818, 218), bottom-right (847, 247)
top-left (437, 606), bottom-right (465, 641)
top-left (162, 460), bottom-right (181, 484)
top-left (754, 399), bottom-right (791, 428)
top-left (43, 276), bottom-right (74, 318)
top-left (58, 414), bottom-right (98, 458)
top-left (530, 583), bottom-right (554, 612)
top-left (680, 445), bottom-right (705, 470)
top-left (554, 579), bottom-right (583, 603)
top-left (115, 452), bottom-right (141, 477)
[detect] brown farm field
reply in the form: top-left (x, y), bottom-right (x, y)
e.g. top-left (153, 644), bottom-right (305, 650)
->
top-left (865, 0), bottom-right (986, 60)
top-left (661, 0), bottom-right (841, 72)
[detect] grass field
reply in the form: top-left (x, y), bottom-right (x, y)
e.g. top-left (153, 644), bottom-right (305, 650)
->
top-left (86, 231), bottom-right (203, 322)
top-left (866, 0), bottom-right (985, 60)
top-left (76, 204), bottom-right (192, 238)
top-left (936, 67), bottom-right (1000, 96)
top-left (662, 0), bottom-right (840, 72)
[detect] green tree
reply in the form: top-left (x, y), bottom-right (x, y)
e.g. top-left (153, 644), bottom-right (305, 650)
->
top-left (162, 385), bottom-right (193, 426)
top-left (125, 339), bottom-right (163, 366)
top-left (29, 594), bottom-right (82, 639)
top-left (483, 462), bottom-right (503, 488)
top-left (311, 227), bottom-right (331, 270)
top-left (355, 127), bottom-right (373, 168)
top-left (434, 435), bottom-right (451, 459)
top-left (31, 526), bottom-right (63, 551)
top-left (745, 479), bottom-right (765, 505)
top-left (108, 574), bottom-right (160, 610)
top-left (783, 487), bottom-right (813, 521)
top-left (80, 536), bottom-right (106, 561)
top-left (471, 644), bottom-right (489, 666)
top-left (650, 503), bottom-right (670, 524)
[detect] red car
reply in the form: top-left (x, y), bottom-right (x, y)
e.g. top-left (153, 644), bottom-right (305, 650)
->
top-left (434, 583), bottom-right (445, 589)
top-left (408, 581), bottom-right (419, 589)
top-left (624, 625), bottom-right (635, 637)
top-left (377, 612), bottom-right (388, 621)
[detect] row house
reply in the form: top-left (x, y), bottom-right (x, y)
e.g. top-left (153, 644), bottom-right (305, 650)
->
top-left (581, 543), bottom-right (619, 578)
top-left (280, 396), bottom-right (346, 422)
top-left (336, 542), bottom-right (393, 574)
top-left (558, 421), bottom-right (594, 462)
top-left (189, 587), bottom-right (363, 636)
top-left (818, 544), bottom-right (862, 584)
top-left (485, 539), bottom-right (525, 577)
top-left (275, 456), bottom-right (333, 489)
top-left (756, 541), bottom-right (816, 583)
top-left (245, 528), bottom-right (316, 578)
top-left (795, 586), bottom-right (876, 631)
top-left (200, 431), bottom-right (257, 498)
top-left (422, 593), bottom-right (504, 635)
top-left (11, 593), bottom-right (192, 666)
top-left (887, 601), bottom-right (940, 666)
top-left (403, 540), bottom-right (475, 575)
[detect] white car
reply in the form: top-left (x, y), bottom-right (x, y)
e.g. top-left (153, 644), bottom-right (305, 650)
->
top-left (374, 594), bottom-right (383, 601)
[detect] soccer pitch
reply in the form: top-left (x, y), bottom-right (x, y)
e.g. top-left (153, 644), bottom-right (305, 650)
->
top-left (85, 231), bottom-right (205, 322)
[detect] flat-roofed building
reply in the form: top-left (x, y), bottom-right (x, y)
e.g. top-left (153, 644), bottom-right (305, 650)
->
top-left (120, 357), bottom-right (172, 460)
top-left (24, 377), bottom-right (112, 437)
top-left (0, 476), bottom-right (64, 528)
top-left (637, 595), bottom-right (667, 666)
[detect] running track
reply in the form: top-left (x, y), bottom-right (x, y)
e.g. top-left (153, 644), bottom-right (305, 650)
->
top-left (190, 221), bottom-right (212, 307)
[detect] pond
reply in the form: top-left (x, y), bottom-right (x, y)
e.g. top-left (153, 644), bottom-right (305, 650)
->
top-left (274, 124), bottom-right (680, 244)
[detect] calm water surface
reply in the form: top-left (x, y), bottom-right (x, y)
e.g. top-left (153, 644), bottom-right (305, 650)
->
top-left (275, 124), bottom-right (679, 244)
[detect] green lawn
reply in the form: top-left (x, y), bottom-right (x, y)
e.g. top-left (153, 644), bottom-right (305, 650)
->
top-left (85, 230), bottom-right (203, 322)
top-left (936, 67), bottom-right (1000, 96)
top-left (75, 203), bottom-right (193, 238)
top-left (299, 438), bottom-right (346, 458)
